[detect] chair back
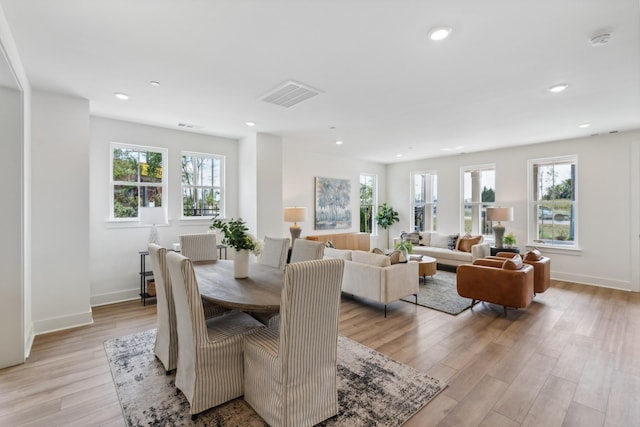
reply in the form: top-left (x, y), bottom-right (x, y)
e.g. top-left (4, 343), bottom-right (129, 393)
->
top-left (259, 236), bottom-right (290, 269)
top-left (289, 239), bottom-right (324, 263)
top-left (180, 233), bottom-right (217, 262)
top-left (167, 251), bottom-right (209, 382)
top-left (148, 243), bottom-right (178, 371)
top-left (278, 258), bottom-right (344, 376)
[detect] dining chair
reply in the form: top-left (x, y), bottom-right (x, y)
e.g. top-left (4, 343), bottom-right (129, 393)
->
top-left (288, 238), bottom-right (325, 263)
top-left (147, 243), bottom-right (178, 374)
top-left (243, 258), bottom-right (345, 427)
top-left (166, 251), bottom-right (265, 419)
top-left (259, 236), bottom-right (290, 269)
top-left (180, 233), bottom-right (218, 263)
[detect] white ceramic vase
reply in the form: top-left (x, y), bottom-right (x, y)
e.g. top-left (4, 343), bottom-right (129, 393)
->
top-left (234, 249), bottom-right (249, 279)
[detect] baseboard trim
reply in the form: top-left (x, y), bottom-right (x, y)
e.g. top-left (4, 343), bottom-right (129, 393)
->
top-left (91, 288), bottom-right (140, 307)
top-left (552, 271), bottom-right (632, 292)
top-left (33, 308), bottom-right (94, 335)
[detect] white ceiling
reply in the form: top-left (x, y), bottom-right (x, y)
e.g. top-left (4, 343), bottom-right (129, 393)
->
top-left (2, 0), bottom-right (639, 164)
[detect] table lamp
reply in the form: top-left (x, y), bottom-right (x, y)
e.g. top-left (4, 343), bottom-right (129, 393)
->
top-left (486, 207), bottom-right (513, 248)
top-left (140, 207), bottom-right (167, 245)
top-left (284, 207), bottom-right (307, 243)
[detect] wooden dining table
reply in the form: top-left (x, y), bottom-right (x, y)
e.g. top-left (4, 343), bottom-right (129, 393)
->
top-left (193, 260), bottom-right (284, 313)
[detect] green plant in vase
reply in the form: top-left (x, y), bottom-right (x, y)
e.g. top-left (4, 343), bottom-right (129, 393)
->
top-left (503, 232), bottom-right (516, 248)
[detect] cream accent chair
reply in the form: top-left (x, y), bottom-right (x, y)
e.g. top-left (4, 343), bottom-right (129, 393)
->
top-left (147, 243), bottom-right (178, 374)
top-left (243, 258), bottom-right (345, 427)
top-left (180, 233), bottom-right (218, 263)
top-left (166, 252), bottom-right (264, 418)
top-left (259, 236), bottom-right (290, 269)
top-left (289, 239), bottom-right (324, 263)
top-left (179, 233), bottom-right (228, 318)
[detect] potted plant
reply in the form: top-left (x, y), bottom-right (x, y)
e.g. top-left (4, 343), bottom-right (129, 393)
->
top-left (394, 239), bottom-right (413, 260)
top-left (210, 217), bottom-right (262, 278)
top-left (375, 203), bottom-right (400, 249)
top-left (503, 232), bottom-right (516, 248)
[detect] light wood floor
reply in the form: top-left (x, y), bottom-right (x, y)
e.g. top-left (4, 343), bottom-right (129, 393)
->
top-left (1, 279), bottom-right (639, 426)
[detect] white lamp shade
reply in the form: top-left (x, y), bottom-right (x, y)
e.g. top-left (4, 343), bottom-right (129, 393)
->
top-left (139, 207), bottom-right (167, 225)
top-left (486, 207), bottom-right (513, 222)
top-left (284, 207), bottom-right (307, 223)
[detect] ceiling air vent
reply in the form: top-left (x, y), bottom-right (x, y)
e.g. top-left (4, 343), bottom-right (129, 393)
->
top-left (260, 80), bottom-right (322, 108)
top-left (177, 122), bottom-right (204, 130)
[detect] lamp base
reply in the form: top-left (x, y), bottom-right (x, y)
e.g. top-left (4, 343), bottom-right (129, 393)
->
top-left (148, 225), bottom-right (159, 245)
top-left (493, 223), bottom-right (505, 249)
top-left (289, 223), bottom-right (302, 243)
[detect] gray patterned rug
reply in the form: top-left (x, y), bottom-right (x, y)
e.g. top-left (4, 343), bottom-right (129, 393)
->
top-left (104, 329), bottom-right (445, 426)
top-left (402, 269), bottom-right (474, 315)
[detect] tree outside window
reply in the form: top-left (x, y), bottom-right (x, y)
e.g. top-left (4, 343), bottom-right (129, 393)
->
top-left (462, 165), bottom-right (495, 235)
top-left (359, 174), bottom-right (376, 234)
top-left (111, 144), bottom-right (166, 219)
top-left (181, 152), bottom-right (224, 218)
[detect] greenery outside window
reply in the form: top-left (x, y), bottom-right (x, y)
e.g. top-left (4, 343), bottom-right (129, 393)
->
top-left (412, 171), bottom-right (437, 231)
top-left (110, 143), bottom-right (167, 220)
top-left (462, 165), bottom-right (495, 236)
top-left (181, 152), bottom-right (225, 218)
top-left (529, 156), bottom-right (577, 248)
top-left (359, 174), bottom-right (377, 234)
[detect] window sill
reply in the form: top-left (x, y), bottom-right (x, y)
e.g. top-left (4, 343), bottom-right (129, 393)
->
top-left (525, 242), bottom-right (582, 256)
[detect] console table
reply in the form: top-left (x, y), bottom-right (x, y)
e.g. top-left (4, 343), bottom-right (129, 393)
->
top-left (490, 246), bottom-right (520, 256)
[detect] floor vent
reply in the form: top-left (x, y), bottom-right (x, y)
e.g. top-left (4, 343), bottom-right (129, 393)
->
top-left (260, 80), bottom-right (321, 108)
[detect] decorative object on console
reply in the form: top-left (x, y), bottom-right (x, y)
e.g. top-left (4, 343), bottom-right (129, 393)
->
top-left (486, 206), bottom-right (514, 249)
top-left (284, 206), bottom-right (307, 243)
top-left (139, 207), bottom-right (167, 245)
top-left (210, 217), bottom-right (261, 279)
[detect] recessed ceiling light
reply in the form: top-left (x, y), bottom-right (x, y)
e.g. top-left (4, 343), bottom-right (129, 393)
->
top-left (548, 84), bottom-right (568, 93)
top-left (429, 27), bottom-right (452, 41)
top-left (114, 92), bottom-right (129, 100)
top-left (396, 153), bottom-right (403, 158)
top-left (335, 140), bottom-right (344, 145)
top-left (245, 121), bottom-right (256, 127)
top-left (149, 81), bottom-right (161, 87)
top-left (578, 123), bottom-right (591, 128)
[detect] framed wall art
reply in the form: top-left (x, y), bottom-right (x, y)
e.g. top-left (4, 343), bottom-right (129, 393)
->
top-left (315, 177), bottom-right (351, 230)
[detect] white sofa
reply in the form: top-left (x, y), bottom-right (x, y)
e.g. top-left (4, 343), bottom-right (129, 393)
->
top-left (393, 231), bottom-right (490, 267)
top-left (323, 248), bottom-right (418, 317)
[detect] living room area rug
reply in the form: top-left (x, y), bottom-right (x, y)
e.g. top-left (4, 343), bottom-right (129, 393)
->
top-left (402, 269), bottom-right (474, 315)
top-left (104, 329), bottom-right (446, 426)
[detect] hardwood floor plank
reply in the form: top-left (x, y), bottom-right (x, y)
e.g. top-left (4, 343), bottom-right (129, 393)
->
top-left (604, 370), bottom-right (640, 427)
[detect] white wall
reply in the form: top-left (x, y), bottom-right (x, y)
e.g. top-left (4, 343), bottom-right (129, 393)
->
top-left (282, 143), bottom-right (387, 248)
top-left (89, 117), bottom-right (239, 305)
top-left (31, 90), bottom-right (92, 333)
top-left (256, 133), bottom-right (284, 239)
top-left (387, 130), bottom-right (640, 291)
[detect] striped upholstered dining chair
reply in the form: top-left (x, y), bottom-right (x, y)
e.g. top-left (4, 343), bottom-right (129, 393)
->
top-left (243, 258), bottom-right (345, 426)
top-left (288, 238), bottom-right (325, 263)
top-left (259, 236), bottom-right (290, 269)
top-left (166, 251), bottom-right (264, 419)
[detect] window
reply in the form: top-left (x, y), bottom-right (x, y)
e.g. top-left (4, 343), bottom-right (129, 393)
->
top-left (181, 152), bottom-right (225, 218)
top-left (529, 156), bottom-right (577, 248)
top-left (110, 143), bottom-right (167, 219)
top-left (359, 174), bottom-right (377, 234)
top-left (412, 171), bottom-right (437, 231)
top-left (462, 165), bottom-right (495, 235)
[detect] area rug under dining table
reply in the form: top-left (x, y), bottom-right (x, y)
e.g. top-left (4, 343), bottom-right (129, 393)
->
top-left (104, 329), bottom-right (445, 426)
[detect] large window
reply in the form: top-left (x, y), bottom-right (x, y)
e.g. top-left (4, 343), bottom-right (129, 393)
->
top-left (462, 165), bottom-right (495, 235)
top-left (359, 174), bottom-right (377, 234)
top-left (529, 156), bottom-right (577, 248)
top-left (110, 143), bottom-right (167, 219)
top-left (181, 152), bottom-right (225, 218)
top-left (412, 171), bottom-right (437, 231)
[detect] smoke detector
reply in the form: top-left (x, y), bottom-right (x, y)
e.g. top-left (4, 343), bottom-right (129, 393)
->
top-left (589, 33), bottom-right (611, 47)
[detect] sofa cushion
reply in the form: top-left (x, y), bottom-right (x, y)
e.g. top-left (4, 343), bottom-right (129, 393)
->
top-left (323, 247), bottom-right (352, 260)
top-left (503, 254), bottom-right (524, 270)
top-left (430, 233), bottom-right (450, 249)
top-left (524, 249), bottom-right (542, 261)
top-left (352, 250), bottom-right (391, 267)
top-left (458, 234), bottom-right (483, 252)
top-left (447, 234), bottom-right (459, 250)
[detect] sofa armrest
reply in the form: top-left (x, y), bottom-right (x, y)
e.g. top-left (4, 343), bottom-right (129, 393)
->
top-left (382, 262), bottom-right (419, 304)
top-left (471, 242), bottom-right (490, 260)
top-left (342, 260), bottom-right (384, 301)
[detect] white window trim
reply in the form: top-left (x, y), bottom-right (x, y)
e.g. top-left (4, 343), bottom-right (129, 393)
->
top-left (109, 142), bottom-right (168, 222)
top-left (460, 163), bottom-right (495, 237)
top-left (527, 155), bottom-right (579, 250)
top-left (411, 170), bottom-right (437, 232)
top-left (360, 173), bottom-right (378, 236)
top-left (180, 150), bottom-right (226, 220)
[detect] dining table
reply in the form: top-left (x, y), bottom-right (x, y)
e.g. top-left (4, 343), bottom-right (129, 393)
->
top-left (193, 260), bottom-right (284, 313)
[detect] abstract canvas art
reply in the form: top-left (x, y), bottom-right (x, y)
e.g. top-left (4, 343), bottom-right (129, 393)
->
top-left (315, 177), bottom-right (351, 230)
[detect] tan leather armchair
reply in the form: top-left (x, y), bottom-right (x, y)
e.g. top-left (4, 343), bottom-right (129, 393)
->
top-left (456, 256), bottom-right (534, 315)
top-left (490, 249), bottom-right (550, 294)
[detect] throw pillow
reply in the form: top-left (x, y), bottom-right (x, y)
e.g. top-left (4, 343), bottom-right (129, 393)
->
top-left (371, 247), bottom-right (384, 255)
top-left (419, 231), bottom-right (431, 246)
top-left (400, 231), bottom-right (421, 245)
top-left (387, 250), bottom-right (406, 264)
top-left (430, 233), bottom-right (450, 249)
top-left (524, 249), bottom-right (542, 261)
top-left (447, 234), bottom-right (459, 250)
top-left (458, 234), bottom-right (482, 252)
top-left (325, 240), bottom-right (335, 248)
top-left (351, 250), bottom-right (391, 267)
top-left (503, 254), bottom-right (524, 270)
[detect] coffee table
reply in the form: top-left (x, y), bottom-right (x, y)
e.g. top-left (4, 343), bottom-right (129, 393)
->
top-left (416, 256), bottom-right (437, 282)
